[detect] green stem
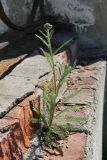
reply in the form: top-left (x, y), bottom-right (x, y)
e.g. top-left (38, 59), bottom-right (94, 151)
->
top-left (47, 29), bottom-right (57, 94)
top-left (47, 30), bottom-right (53, 55)
top-left (48, 105), bottom-right (55, 128)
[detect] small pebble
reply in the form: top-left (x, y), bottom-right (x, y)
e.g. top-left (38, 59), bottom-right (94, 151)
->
top-left (66, 145), bottom-right (69, 149)
top-left (76, 65), bottom-right (82, 69)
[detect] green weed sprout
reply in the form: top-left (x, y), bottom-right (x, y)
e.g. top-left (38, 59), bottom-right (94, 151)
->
top-left (31, 23), bottom-right (74, 148)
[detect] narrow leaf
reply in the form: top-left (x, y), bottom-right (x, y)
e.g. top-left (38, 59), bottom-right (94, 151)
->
top-left (35, 34), bottom-right (49, 47)
top-left (30, 118), bottom-right (39, 124)
top-left (54, 107), bottom-right (69, 118)
top-left (55, 105), bottom-right (81, 118)
top-left (60, 90), bottom-right (80, 104)
top-left (40, 48), bottom-right (54, 70)
top-left (39, 30), bottom-right (47, 38)
top-left (54, 38), bottom-right (73, 54)
top-left (57, 64), bottom-right (72, 90)
top-left (65, 117), bottom-right (87, 123)
top-left (50, 29), bottom-right (54, 39)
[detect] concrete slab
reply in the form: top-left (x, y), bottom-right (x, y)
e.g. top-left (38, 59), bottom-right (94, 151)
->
top-left (0, 52), bottom-right (51, 118)
top-left (0, 76), bottom-right (35, 97)
top-left (11, 54), bottom-right (49, 67)
top-left (9, 54), bottom-right (50, 78)
top-left (0, 95), bottom-right (17, 118)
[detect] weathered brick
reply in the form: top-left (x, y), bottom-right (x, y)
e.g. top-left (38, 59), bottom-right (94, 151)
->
top-left (0, 94), bottom-right (40, 160)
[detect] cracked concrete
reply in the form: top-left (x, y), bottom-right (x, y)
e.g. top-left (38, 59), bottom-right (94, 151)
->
top-left (0, 51), bottom-right (51, 118)
top-left (0, 51), bottom-right (68, 118)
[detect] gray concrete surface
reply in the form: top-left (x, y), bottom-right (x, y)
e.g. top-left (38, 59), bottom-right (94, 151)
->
top-left (46, 0), bottom-right (107, 47)
top-left (85, 61), bottom-right (106, 160)
top-left (93, 62), bottom-right (106, 160)
top-left (0, 0), bottom-right (33, 33)
top-left (103, 66), bottom-right (107, 160)
top-left (0, 51), bottom-right (50, 118)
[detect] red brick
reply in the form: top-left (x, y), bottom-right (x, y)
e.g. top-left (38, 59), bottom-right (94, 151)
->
top-left (0, 94), bottom-right (40, 160)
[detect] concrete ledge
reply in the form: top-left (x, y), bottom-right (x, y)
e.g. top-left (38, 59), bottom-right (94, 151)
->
top-left (86, 61), bottom-right (106, 160)
top-left (58, 61), bottom-right (106, 160)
